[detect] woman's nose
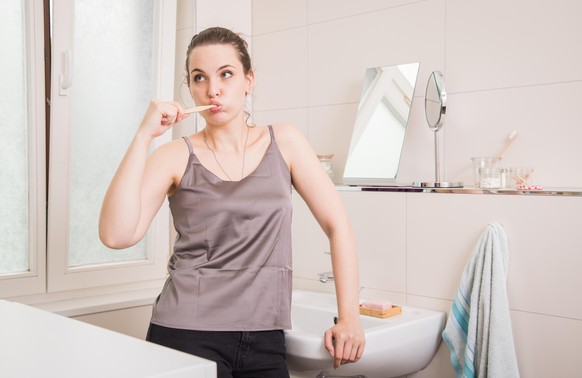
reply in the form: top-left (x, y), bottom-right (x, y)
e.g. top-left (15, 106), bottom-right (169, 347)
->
top-left (207, 79), bottom-right (220, 98)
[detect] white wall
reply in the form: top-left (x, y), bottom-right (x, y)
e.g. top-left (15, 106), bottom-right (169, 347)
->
top-left (251, 0), bottom-right (582, 188)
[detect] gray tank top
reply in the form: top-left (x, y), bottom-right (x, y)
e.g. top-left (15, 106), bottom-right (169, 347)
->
top-left (150, 125), bottom-right (293, 331)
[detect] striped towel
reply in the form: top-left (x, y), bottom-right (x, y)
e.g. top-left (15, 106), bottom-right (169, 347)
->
top-left (442, 222), bottom-right (519, 378)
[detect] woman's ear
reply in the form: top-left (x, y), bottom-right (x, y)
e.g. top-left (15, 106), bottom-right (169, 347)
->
top-left (245, 69), bottom-right (255, 94)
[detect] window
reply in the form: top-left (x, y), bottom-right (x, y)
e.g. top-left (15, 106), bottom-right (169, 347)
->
top-left (0, 0), bottom-right (177, 299)
top-left (0, 0), bottom-right (46, 297)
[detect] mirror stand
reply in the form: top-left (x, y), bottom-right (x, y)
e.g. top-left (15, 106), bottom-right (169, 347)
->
top-left (413, 71), bottom-right (462, 188)
top-left (414, 128), bottom-right (462, 188)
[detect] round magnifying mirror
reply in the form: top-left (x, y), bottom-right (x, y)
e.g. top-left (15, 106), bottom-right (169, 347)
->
top-left (425, 71), bottom-right (446, 131)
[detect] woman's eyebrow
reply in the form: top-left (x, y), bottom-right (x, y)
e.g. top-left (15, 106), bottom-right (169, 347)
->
top-left (217, 64), bottom-right (235, 71)
top-left (190, 64), bottom-right (235, 76)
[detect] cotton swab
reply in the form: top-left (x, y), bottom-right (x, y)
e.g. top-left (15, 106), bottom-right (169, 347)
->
top-left (498, 130), bottom-right (519, 159)
top-left (183, 105), bottom-right (217, 114)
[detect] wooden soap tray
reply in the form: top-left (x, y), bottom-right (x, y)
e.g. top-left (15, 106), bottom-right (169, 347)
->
top-left (359, 305), bottom-right (402, 319)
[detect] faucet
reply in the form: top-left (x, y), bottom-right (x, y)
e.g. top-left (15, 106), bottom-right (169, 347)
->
top-left (318, 251), bottom-right (334, 283)
top-left (318, 271), bottom-right (334, 283)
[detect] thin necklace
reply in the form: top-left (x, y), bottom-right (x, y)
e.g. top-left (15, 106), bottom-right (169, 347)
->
top-left (203, 126), bottom-right (250, 181)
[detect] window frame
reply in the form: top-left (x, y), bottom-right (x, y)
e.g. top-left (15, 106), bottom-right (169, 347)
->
top-left (46, 0), bottom-right (177, 293)
top-left (1, 0), bottom-right (177, 302)
top-left (0, 0), bottom-right (47, 298)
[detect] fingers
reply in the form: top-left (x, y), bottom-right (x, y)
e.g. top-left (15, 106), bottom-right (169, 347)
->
top-left (325, 325), bottom-right (366, 369)
top-left (140, 100), bottom-right (190, 138)
top-left (159, 101), bottom-right (189, 126)
top-left (333, 337), bottom-right (357, 368)
top-left (324, 329), bottom-right (335, 357)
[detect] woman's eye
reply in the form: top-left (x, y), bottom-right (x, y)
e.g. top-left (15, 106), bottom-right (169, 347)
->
top-left (193, 74), bottom-right (205, 83)
top-left (221, 71), bottom-right (233, 79)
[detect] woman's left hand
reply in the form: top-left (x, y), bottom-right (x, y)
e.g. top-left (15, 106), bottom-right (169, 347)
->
top-left (324, 319), bottom-right (366, 369)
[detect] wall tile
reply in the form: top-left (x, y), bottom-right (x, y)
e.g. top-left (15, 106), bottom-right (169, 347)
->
top-left (407, 193), bottom-right (582, 320)
top-left (253, 108), bottom-right (309, 137)
top-left (408, 343), bottom-right (456, 378)
top-left (444, 82), bottom-right (582, 187)
top-left (511, 310), bottom-right (582, 377)
top-left (308, 0), bottom-right (423, 24)
top-left (253, 28), bottom-right (308, 111)
top-left (252, 0), bottom-right (307, 35)
top-left (292, 276), bottom-right (337, 295)
top-left (341, 191), bottom-right (407, 293)
top-left (308, 0), bottom-right (445, 107)
top-left (195, 0), bottom-right (252, 35)
top-left (360, 287), bottom-right (407, 307)
top-left (407, 193), bottom-right (484, 300)
top-left (307, 103), bottom-right (357, 182)
top-left (291, 191), bottom-right (333, 281)
top-left (446, 0), bottom-right (582, 93)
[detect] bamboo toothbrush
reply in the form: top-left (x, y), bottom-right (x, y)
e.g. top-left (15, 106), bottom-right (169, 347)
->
top-left (498, 130), bottom-right (519, 159)
top-left (183, 105), bottom-right (217, 114)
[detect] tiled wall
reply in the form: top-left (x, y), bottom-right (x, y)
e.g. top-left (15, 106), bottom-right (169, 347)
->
top-left (251, 1), bottom-right (582, 377)
top-left (251, 0), bottom-right (582, 188)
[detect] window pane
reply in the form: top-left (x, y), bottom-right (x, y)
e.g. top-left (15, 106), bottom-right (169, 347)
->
top-left (68, 0), bottom-right (154, 267)
top-left (0, 0), bottom-right (29, 275)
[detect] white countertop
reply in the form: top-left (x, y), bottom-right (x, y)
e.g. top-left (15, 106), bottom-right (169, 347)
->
top-left (0, 300), bottom-right (216, 378)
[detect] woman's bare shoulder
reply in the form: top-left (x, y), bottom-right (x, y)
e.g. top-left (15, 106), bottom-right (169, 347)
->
top-left (269, 122), bottom-right (306, 145)
top-left (151, 136), bottom-right (190, 157)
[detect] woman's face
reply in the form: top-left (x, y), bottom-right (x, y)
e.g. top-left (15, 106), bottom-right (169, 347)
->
top-left (187, 44), bottom-right (253, 125)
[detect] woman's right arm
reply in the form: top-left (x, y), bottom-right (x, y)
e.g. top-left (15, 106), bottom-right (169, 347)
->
top-left (98, 100), bottom-right (188, 249)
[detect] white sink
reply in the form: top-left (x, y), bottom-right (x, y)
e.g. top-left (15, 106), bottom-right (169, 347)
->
top-left (285, 290), bottom-right (445, 378)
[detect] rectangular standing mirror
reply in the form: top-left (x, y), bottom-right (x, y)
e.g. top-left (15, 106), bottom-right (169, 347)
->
top-left (342, 62), bottom-right (420, 186)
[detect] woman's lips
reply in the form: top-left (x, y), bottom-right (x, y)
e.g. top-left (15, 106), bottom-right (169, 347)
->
top-left (209, 103), bottom-right (222, 112)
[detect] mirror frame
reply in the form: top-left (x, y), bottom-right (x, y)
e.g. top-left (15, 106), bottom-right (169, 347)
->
top-left (342, 62), bottom-right (420, 186)
top-left (424, 71), bottom-right (446, 131)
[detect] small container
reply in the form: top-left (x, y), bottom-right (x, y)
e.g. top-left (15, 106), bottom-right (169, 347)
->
top-left (317, 154), bottom-right (335, 183)
top-left (471, 157), bottom-right (501, 187)
top-left (479, 167), bottom-right (503, 188)
top-left (509, 167), bottom-right (534, 188)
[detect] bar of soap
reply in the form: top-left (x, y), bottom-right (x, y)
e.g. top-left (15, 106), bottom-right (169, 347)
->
top-left (361, 299), bottom-right (392, 311)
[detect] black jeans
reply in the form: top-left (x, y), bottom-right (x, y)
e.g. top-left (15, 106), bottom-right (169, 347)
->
top-left (146, 323), bottom-right (290, 378)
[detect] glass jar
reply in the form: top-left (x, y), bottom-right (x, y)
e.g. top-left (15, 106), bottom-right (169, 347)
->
top-left (479, 167), bottom-right (503, 188)
top-left (509, 167), bottom-right (534, 188)
top-left (317, 154), bottom-right (335, 183)
top-left (471, 157), bottom-right (501, 187)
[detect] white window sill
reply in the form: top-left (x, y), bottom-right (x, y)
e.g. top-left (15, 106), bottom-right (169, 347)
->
top-left (9, 279), bottom-right (165, 317)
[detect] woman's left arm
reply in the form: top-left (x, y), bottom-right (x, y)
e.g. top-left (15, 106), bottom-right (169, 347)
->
top-left (275, 123), bottom-right (365, 368)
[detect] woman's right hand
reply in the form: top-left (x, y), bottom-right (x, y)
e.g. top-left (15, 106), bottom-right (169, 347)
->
top-left (138, 100), bottom-right (190, 139)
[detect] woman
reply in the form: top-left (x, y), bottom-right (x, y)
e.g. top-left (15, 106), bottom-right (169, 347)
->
top-left (99, 27), bottom-right (364, 377)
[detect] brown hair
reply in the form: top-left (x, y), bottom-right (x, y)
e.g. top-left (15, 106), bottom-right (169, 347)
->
top-left (185, 27), bottom-right (252, 86)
